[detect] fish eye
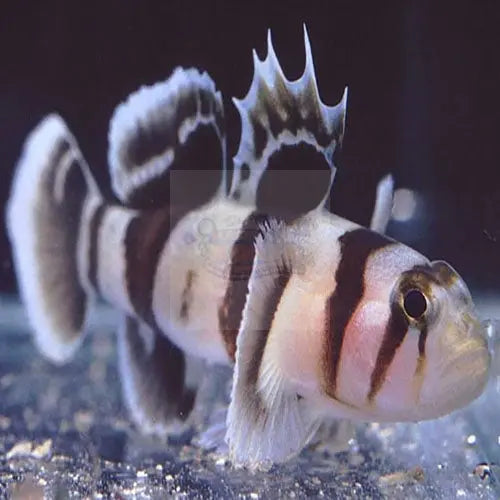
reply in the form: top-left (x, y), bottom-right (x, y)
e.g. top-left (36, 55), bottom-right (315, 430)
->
top-left (403, 289), bottom-right (428, 319)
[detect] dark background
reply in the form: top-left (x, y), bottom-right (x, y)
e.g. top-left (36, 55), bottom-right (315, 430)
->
top-left (0, 1), bottom-right (499, 293)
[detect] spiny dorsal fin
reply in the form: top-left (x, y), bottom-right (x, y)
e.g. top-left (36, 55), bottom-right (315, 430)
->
top-left (230, 26), bottom-right (347, 215)
top-left (108, 68), bottom-right (226, 209)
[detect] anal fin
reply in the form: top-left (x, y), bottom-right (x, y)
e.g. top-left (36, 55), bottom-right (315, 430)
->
top-left (117, 315), bottom-right (197, 435)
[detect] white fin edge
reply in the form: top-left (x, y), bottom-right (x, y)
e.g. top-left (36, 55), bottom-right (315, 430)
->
top-left (6, 115), bottom-right (99, 364)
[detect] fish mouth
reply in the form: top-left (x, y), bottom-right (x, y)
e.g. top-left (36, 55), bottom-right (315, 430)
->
top-left (437, 337), bottom-right (490, 411)
top-left (415, 317), bottom-right (491, 419)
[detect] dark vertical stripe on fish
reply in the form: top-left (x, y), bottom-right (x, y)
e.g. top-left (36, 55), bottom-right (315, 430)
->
top-left (246, 265), bottom-right (292, 389)
top-left (367, 302), bottom-right (410, 402)
top-left (324, 228), bottom-right (393, 398)
top-left (58, 157), bottom-right (89, 331)
top-left (43, 137), bottom-right (71, 188)
top-left (87, 203), bottom-right (107, 294)
top-left (180, 269), bottom-right (196, 321)
top-left (414, 324), bottom-right (428, 379)
top-left (218, 211), bottom-right (273, 360)
top-left (124, 208), bottom-right (182, 328)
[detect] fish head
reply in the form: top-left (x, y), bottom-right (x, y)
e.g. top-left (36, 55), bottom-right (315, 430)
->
top-left (318, 246), bottom-right (490, 423)
top-left (393, 260), bottom-right (491, 419)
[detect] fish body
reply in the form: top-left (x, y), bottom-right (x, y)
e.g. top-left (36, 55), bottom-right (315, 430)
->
top-left (6, 27), bottom-right (490, 467)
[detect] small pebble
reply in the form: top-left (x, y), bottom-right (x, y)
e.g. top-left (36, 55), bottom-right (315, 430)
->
top-left (473, 462), bottom-right (493, 480)
top-left (379, 427), bottom-right (394, 439)
top-left (6, 441), bottom-right (33, 459)
top-left (0, 415), bottom-right (11, 430)
top-left (32, 439), bottom-right (52, 459)
top-left (379, 466), bottom-right (425, 487)
top-left (466, 434), bottom-right (477, 446)
top-left (74, 410), bottom-right (94, 432)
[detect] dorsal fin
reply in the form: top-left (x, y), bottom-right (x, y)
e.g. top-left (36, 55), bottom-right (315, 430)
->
top-left (108, 68), bottom-right (226, 209)
top-left (230, 26), bottom-right (347, 218)
top-left (370, 174), bottom-right (394, 234)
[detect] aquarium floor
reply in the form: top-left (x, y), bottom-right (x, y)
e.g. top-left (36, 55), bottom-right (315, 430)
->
top-left (0, 296), bottom-right (499, 499)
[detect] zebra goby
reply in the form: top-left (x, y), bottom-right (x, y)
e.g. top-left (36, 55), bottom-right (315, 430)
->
top-left (6, 26), bottom-right (490, 468)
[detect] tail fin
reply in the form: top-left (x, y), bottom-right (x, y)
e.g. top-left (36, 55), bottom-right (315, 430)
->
top-left (6, 115), bottom-right (101, 364)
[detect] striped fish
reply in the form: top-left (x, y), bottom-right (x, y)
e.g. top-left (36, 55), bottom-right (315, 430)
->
top-left (6, 27), bottom-right (491, 468)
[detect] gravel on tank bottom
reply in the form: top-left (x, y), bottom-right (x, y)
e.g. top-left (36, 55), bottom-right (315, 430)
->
top-left (0, 297), bottom-right (499, 499)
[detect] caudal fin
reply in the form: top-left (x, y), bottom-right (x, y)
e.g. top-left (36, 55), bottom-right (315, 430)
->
top-left (6, 115), bottom-right (101, 364)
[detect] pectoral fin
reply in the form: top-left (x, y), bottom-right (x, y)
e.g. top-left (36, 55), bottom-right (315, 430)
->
top-left (225, 231), bottom-right (319, 467)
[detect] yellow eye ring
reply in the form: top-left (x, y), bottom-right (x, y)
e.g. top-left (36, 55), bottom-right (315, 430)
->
top-left (403, 289), bottom-right (428, 320)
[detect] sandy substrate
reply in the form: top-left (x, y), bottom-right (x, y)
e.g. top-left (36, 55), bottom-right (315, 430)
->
top-left (0, 296), bottom-right (499, 499)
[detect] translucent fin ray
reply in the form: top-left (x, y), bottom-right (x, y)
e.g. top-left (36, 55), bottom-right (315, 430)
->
top-left (225, 228), bottom-right (319, 467)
